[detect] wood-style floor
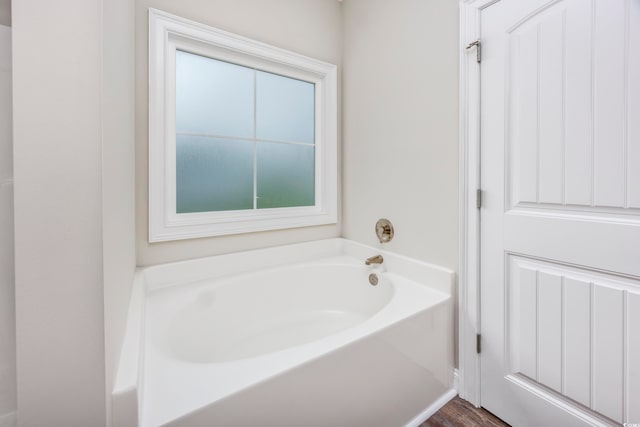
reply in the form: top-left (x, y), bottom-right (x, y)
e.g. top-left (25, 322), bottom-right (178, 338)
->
top-left (420, 397), bottom-right (510, 427)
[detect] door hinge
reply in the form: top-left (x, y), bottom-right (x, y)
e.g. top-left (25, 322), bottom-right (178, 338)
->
top-left (476, 334), bottom-right (482, 354)
top-left (466, 39), bottom-right (481, 63)
top-left (476, 189), bottom-right (482, 209)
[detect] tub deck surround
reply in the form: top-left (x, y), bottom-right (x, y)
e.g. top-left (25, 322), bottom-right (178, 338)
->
top-left (113, 239), bottom-right (455, 427)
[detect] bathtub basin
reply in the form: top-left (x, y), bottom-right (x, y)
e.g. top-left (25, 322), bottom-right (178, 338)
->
top-left (113, 238), bottom-right (455, 427)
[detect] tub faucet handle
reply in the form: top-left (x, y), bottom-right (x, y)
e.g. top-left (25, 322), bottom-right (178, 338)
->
top-left (365, 255), bottom-right (384, 265)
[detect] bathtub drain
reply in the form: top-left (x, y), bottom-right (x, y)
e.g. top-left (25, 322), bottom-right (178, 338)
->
top-left (368, 273), bottom-right (379, 286)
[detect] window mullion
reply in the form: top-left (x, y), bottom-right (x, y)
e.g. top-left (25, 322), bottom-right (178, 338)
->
top-left (252, 69), bottom-right (258, 211)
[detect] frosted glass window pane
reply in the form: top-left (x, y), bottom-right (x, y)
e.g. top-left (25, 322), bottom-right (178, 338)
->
top-left (176, 135), bottom-right (253, 213)
top-left (176, 51), bottom-right (254, 137)
top-left (257, 142), bottom-right (315, 208)
top-left (256, 71), bottom-right (315, 143)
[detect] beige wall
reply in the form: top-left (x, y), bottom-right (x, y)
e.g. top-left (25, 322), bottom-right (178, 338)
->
top-left (135, 0), bottom-right (343, 266)
top-left (103, 0), bottom-right (136, 426)
top-left (13, 0), bottom-right (106, 425)
top-left (342, 0), bottom-right (459, 272)
top-left (0, 0), bottom-right (9, 26)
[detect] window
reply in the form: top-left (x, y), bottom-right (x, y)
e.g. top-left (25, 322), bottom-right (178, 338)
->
top-left (175, 51), bottom-right (316, 213)
top-left (149, 9), bottom-right (338, 242)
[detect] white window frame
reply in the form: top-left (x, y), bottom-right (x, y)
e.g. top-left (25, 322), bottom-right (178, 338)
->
top-left (148, 9), bottom-right (338, 242)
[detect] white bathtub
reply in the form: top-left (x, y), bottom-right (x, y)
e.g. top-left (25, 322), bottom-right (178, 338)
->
top-left (113, 238), bottom-right (455, 427)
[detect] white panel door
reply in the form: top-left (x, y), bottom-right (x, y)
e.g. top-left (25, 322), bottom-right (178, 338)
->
top-left (480, 1), bottom-right (640, 426)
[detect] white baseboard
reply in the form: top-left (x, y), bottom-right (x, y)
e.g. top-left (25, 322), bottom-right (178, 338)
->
top-left (404, 368), bottom-right (460, 426)
top-left (405, 388), bottom-right (458, 427)
top-left (0, 412), bottom-right (16, 427)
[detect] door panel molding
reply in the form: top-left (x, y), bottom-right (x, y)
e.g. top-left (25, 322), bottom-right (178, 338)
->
top-left (505, 254), bottom-right (640, 423)
top-left (504, 375), bottom-right (617, 427)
